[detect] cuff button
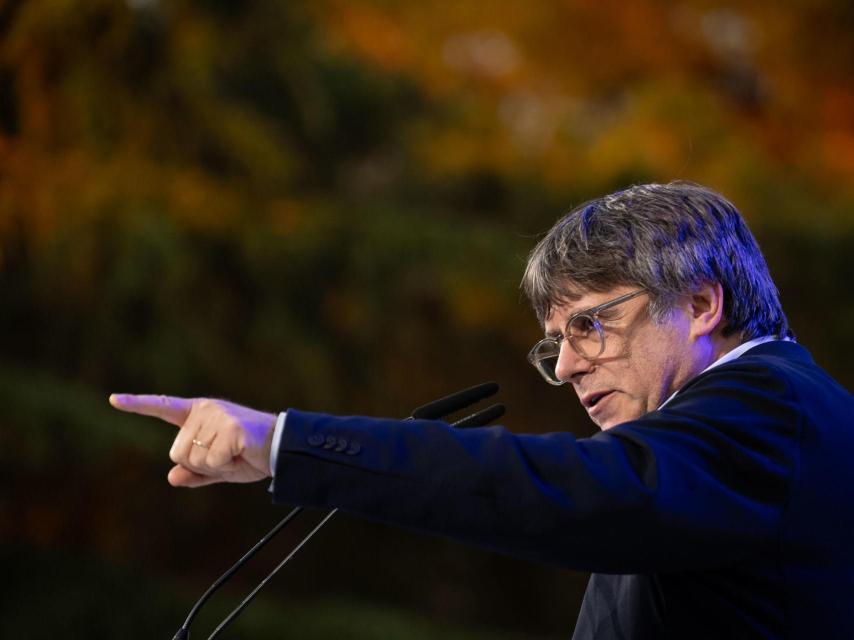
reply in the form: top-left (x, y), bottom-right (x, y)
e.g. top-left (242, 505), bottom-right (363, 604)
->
top-left (307, 434), bottom-right (325, 447)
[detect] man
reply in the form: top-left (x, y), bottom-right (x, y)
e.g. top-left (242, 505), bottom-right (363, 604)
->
top-left (111, 182), bottom-right (854, 638)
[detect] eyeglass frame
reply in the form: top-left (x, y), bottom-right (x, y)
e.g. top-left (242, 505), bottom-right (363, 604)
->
top-left (527, 288), bottom-right (648, 385)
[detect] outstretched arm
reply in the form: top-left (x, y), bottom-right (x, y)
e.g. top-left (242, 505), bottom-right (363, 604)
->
top-left (110, 359), bottom-right (798, 572)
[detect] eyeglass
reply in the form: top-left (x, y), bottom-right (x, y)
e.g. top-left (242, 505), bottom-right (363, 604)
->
top-left (527, 289), bottom-right (647, 385)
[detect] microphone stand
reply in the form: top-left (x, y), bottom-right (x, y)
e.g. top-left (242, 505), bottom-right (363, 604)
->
top-left (172, 382), bottom-right (505, 640)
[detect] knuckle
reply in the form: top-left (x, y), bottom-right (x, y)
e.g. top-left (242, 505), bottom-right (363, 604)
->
top-left (211, 452), bottom-right (230, 468)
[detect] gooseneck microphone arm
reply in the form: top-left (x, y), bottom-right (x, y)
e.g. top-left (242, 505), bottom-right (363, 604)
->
top-left (171, 506), bottom-right (303, 640)
top-left (206, 509), bottom-right (338, 639)
top-left (172, 382), bottom-right (504, 640)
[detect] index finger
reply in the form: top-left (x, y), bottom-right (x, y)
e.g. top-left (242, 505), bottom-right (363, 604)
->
top-left (109, 393), bottom-right (194, 427)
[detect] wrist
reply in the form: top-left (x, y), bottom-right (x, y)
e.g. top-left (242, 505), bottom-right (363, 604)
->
top-left (263, 413), bottom-right (276, 476)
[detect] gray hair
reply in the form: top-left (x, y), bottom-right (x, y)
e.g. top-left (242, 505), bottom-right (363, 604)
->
top-left (522, 181), bottom-right (792, 341)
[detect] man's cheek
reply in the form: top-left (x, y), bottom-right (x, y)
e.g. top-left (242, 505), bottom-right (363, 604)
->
top-left (615, 393), bottom-right (646, 423)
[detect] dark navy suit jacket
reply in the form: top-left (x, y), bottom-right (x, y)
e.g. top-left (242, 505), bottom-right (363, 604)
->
top-left (271, 342), bottom-right (854, 638)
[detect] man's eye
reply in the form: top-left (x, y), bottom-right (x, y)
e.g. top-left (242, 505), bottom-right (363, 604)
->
top-left (569, 315), bottom-right (596, 335)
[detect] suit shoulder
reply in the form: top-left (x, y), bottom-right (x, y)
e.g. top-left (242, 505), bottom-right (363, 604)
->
top-left (675, 354), bottom-right (797, 406)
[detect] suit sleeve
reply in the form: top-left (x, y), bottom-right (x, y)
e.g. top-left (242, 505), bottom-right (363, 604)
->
top-left (270, 360), bottom-right (801, 573)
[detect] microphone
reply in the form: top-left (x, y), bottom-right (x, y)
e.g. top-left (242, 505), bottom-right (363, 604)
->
top-left (174, 382), bottom-right (505, 639)
top-left (451, 403), bottom-right (505, 428)
top-left (411, 381), bottom-right (499, 420)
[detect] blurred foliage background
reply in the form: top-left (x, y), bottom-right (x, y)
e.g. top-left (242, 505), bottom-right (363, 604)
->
top-left (1, 0), bottom-right (853, 637)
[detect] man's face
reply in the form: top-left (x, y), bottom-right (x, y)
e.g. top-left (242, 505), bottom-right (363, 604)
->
top-left (543, 285), bottom-right (699, 430)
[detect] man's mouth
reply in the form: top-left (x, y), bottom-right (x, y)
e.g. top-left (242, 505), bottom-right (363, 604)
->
top-left (582, 390), bottom-right (614, 411)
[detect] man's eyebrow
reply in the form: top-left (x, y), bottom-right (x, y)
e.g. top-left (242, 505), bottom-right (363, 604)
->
top-left (543, 304), bottom-right (584, 336)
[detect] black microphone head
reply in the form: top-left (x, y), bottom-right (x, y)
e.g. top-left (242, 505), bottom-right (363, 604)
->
top-left (451, 403), bottom-right (506, 428)
top-left (411, 382), bottom-right (499, 420)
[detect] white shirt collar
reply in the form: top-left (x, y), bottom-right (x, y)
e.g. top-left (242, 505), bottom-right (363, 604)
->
top-left (658, 335), bottom-right (790, 410)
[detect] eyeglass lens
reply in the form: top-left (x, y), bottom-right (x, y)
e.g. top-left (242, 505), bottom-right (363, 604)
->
top-left (529, 315), bottom-right (604, 383)
top-left (535, 351), bottom-right (560, 383)
top-left (567, 315), bottom-right (603, 359)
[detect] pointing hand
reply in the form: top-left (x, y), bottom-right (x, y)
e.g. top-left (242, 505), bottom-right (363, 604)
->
top-left (109, 394), bottom-right (277, 488)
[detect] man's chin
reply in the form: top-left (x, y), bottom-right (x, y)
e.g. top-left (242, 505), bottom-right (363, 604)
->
top-left (584, 392), bottom-right (646, 430)
top-left (593, 412), bottom-right (644, 431)
top-left (596, 417), bottom-right (620, 431)
top-left (591, 406), bottom-right (644, 430)
top-left (588, 395), bottom-right (625, 430)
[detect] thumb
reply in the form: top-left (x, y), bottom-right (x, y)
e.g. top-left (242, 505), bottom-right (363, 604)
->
top-left (109, 393), bottom-right (194, 427)
top-left (167, 465), bottom-right (223, 488)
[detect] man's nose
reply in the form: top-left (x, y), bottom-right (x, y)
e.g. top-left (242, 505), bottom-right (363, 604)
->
top-left (554, 341), bottom-right (592, 382)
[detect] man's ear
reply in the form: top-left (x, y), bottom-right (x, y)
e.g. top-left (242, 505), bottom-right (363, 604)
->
top-left (688, 282), bottom-right (725, 339)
